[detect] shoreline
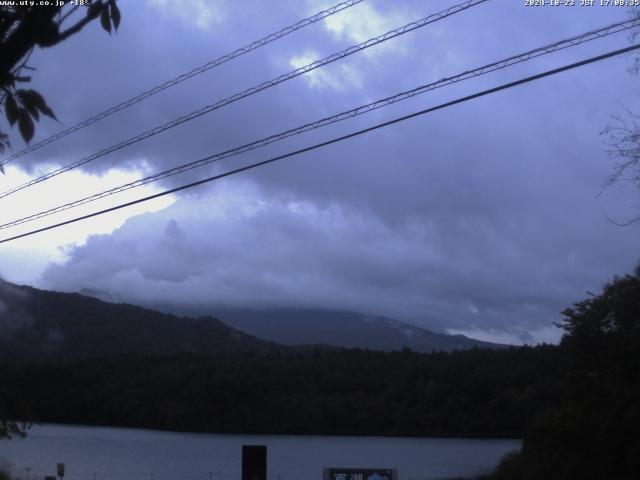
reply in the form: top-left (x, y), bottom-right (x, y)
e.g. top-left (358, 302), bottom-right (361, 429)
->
top-left (6, 422), bottom-right (523, 442)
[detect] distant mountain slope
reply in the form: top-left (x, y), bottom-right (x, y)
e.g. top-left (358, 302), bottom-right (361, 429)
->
top-left (205, 307), bottom-right (506, 352)
top-left (0, 280), bottom-right (279, 360)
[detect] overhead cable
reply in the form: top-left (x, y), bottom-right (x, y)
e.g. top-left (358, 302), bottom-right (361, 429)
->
top-left (1, 43), bottom-right (638, 244)
top-left (0, 0), bottom-right (366, 166)
top-left (0, 0), bottom-right (489, 199)
top-left (1, 16), bottom-right (638, 230)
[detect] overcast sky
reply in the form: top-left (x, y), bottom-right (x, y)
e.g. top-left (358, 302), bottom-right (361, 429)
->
top-left (1, 0), bottom-right (639, 344)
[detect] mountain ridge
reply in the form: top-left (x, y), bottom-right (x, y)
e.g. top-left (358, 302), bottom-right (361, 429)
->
top-left (1, 280), bottom-right (505, 359)
top-left (0, 279), bottom-right (279, 360)
top-left (202, 306), bottom-right (507, 352)
top-left (126, 298), bottom-right (506, 352)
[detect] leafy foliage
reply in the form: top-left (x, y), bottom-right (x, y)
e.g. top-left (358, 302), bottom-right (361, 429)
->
top-left (0, 1), bottom-right (120, 152)
top-left (487, 264), bottom-right (640, 480)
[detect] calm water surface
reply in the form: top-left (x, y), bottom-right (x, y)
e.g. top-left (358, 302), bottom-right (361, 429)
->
top-left (0, 425), bottom-right (519, 480)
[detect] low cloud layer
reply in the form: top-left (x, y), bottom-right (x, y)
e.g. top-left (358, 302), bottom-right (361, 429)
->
top-left (41, 180), bottom-right (637, 342)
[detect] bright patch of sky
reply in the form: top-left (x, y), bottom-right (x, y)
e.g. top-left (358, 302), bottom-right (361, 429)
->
top-left (289, 50), bottom-right (363, 90)
top-left (0, 165), bottom-right (175, 285)
top-left (447, 325), bottom-right (564, 346)
top-left (323, 1), bottom-right (410, 56)
top-left (146, 0), bottom-right (224, 30)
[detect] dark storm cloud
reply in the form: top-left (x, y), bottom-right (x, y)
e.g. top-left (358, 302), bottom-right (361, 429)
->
top-left (5, 0), bottom-right (640, 341)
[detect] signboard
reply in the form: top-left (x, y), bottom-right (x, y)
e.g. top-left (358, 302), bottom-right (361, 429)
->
top-left (56, 464), bottom-right (65, 478)
top-left (324, 468), bottom-right (397, 480)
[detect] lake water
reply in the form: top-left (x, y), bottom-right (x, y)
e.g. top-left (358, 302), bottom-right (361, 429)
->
top-left (0, 425), bottom-right (519, 480)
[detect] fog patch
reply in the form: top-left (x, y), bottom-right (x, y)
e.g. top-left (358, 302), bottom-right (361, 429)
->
top-left (0, 279), bottom-right (33, 334)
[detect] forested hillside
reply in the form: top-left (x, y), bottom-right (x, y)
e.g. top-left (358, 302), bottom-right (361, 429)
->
top-left (0, 280), bottom-right (279, 360)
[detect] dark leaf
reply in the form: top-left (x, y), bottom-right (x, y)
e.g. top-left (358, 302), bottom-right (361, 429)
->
top-left (0, 132), bottom-right (10, 157)
top-left (39, 103), bottom-right (57, 120)
top-left (87, 1), bottom-right (102, 19)
top-left (5, 95), bottom-right (19, 126)
top-left (0, 132), bottom-right (9, 157)
top-left (17, 109), bottom-right (34, 143)
top-left (100, 6), bottom-right (111, 33)
top-left (16, 91), bottom-right (39, 121)
top-left (15, 89), bottom-right (31, 106)
top-left (0, 135), bottom-right (8, 164)
top-left (17, 89), bottom-right (56, 120)
top-left (27, 104), bottom-right (39, 121)
top-left (40, 104), bottom-right (56, 120)
top-left (16, 89), bottom-right (41, 107)
top-left (110, 0), bottom-right (121, 30)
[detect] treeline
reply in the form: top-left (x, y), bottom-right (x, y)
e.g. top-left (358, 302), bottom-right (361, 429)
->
top-left (485, 265), bottom-right (640, 480)
top-left (1, 345), bottom-right (561, 438)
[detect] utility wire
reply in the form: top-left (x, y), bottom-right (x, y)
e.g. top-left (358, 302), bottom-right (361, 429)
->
top-left (0, 0), bottom-right (365, 166)
top-left (0, 0), bottom-right (489, 199)
top-left (1, 43), bottom-right (638, 245)
top-left (0, 16), bottom-right (637, 231)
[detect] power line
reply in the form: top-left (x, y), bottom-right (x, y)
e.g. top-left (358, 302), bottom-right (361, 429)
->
top-left (1, 43), bottom-right (638, 245)
top-left (0, 0), bottom-right (489, 199)
top-left (1, 16), bottom-right (637, 231)
top-left (0, 0), bottom-right (365, 166)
